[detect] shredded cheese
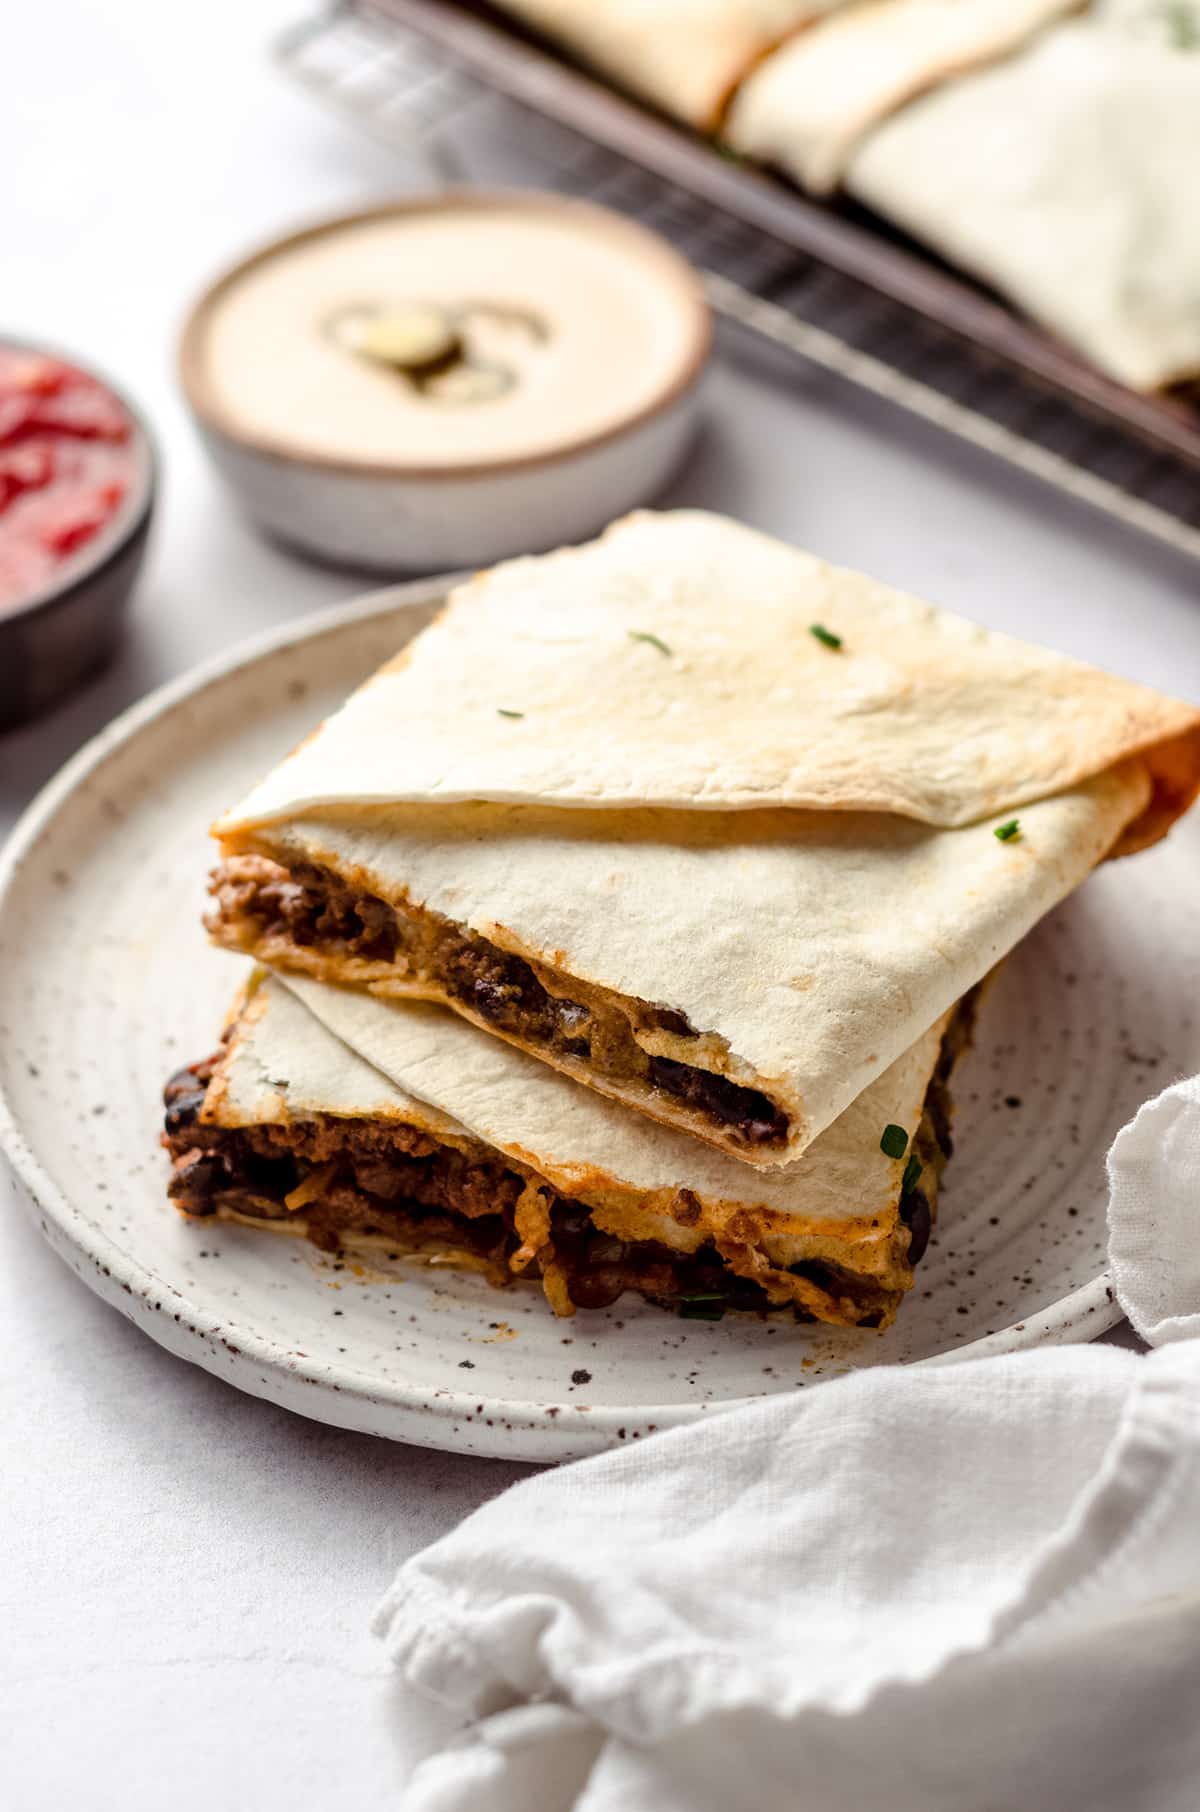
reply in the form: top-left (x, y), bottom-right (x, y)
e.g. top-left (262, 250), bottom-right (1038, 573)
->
top-left (510, 1178), bottom-right (553, 1273)
top-left (540, 1259), bottom-right (576, 1320)
top-left (283, 1162), bottom-right (337, 1213)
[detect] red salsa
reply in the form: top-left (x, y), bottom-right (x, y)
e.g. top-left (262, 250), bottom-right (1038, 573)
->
top-left (0, 347), bottom-right (136, 611)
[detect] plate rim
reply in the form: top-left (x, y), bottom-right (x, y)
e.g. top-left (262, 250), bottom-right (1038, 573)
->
top-left (0, 579), bottom-right (1123, 1457)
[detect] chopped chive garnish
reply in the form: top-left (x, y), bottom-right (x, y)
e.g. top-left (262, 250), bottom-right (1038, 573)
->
top-left (993, 819), bottom-right (1021, 842)
top-left (679, 1300), bottom-right (726, 1321)
top-left (496, 708), bottom-right (524, 719)
top-left (809, 623), bottom-right (842, 650)
top-left (879, 1123), bottom-right (909, 1160)
top-left (901, 1154), bottom-right (923, 1196)
top-left (628, 629), bottom-right (672, 657)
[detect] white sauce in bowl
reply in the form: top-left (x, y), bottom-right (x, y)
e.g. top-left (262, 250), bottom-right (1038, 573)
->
top-left (188, 196), bottom-right (709, 472)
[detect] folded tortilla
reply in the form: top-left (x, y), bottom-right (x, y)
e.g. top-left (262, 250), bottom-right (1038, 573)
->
top-left (209, 513), bottom-right (1199, 1166)
top-left (846, 5), bottom-right (1200, 390)
top-left (725, 0), bottom-right (1080, 195)
top-left (491, 0), bottom-right (852, 129)
top-left (163, 968), bottom-right (975, 1327)
top-left (220, 511), bottom-right (1200, 841)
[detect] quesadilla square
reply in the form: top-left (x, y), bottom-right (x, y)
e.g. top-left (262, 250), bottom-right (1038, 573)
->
top-left (163, 969), bottom-right (979, 1329)
top-left (845, 6), bottom-right (1200, 391)
top-left (491, 1), bottom-right (854, 131)
top-left (725, 0), bottom-right (1080, 196)
top-left (207, 511), bottom-right (1200, 1170)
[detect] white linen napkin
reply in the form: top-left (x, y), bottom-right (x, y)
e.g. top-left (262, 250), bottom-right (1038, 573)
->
top-left (1108, 1076), bottom-right (1200, 1348)
top-left (376, 1079), bottom-right (1200, 1811)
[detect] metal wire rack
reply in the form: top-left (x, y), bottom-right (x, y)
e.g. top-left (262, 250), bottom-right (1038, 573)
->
top-left (277, 1), bottom-right (1200, 564)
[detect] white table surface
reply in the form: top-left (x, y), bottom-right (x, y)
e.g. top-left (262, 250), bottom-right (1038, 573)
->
top-left (3, 3), bottom-right (1197, 1804)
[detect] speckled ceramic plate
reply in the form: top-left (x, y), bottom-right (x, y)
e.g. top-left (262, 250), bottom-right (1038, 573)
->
top-left (1, 582), bottom-right (1196, 1461)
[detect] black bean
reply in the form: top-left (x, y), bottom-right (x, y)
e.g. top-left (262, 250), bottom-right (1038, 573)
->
top-left (565, 1267), bottom-right (626, 1310)
top-left (586, 1235), bottom-right (628, 1265)
top-left (551, 1200), bottom-right (592, 1238)
top-left (166, 1154), bottom-right (224, 1213)
top-left (163, 1065), bottom-right (202, 1104)
top-left (164, 1090), bottom-right (207, 1134)
top-left (647, 1055), bottom-right (788, 1145)
top-left (903, 1191), bottom-right (933, 1266)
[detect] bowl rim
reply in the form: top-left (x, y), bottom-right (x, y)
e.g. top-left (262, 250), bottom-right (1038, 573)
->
top-left (0, 335), bottom-right (158, 633)
top-left (177, 188), bottom-right (713, 482)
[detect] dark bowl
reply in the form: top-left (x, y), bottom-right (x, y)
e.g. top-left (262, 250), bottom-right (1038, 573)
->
top-left (0, 339), bottom-right (157, 732)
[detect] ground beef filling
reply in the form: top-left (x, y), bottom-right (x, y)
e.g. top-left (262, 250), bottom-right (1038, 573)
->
top-left (162, 985), bottom-right (971, 1321)
top-left (206, 855), bottom-right (789, 1151)
top-left (164, 1068), bottom-right (907, 1320)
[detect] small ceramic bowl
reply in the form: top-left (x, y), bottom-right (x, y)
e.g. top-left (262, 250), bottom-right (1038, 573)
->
top-left (0, 339), bottom-right (156, 732)
top-left (178, 192), bottom-right (711, 571)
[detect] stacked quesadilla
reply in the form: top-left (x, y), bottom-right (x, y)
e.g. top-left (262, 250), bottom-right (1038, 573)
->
top-left (843, 2), bottom-right (1200, 391)
top-left (164, 970), bottom-right (972, 1326)
top-left (486, 0), bottom-right (1200, 390)
top-left (165, 510), bottom-right (1200, 1327)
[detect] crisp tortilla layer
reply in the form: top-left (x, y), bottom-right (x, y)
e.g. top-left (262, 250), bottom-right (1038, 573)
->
top-left (218, 512), bottom-right (1200, 847)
